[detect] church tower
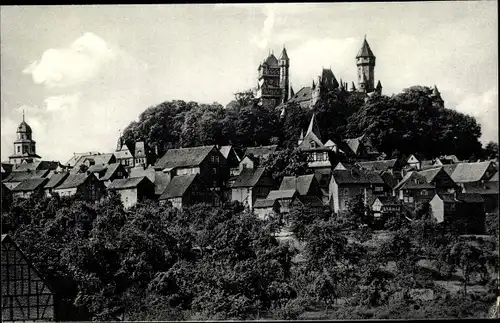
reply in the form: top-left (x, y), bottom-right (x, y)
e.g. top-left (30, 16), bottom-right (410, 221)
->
top-left (279, 46), bottom-right (290, 104)
top-left (356, 35), bottom-right (376, 93)
top-left (9, 111), bottom-right (41, 166)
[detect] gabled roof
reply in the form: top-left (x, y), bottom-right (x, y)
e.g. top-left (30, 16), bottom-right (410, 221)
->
top-left (279, 174), bottom-right (315, 195)
top-left (287, 86), bottom-right (312, 104)
top-left (11, 178), bottom-right (48, 192)
top-left (72, 153), bottom-right (116, 171)
top-left (129, 166), bottom-right (156, 183)
top-left (324, 139), bottom-right (336, 148)
top-left (267, 189), bottom-right (296, 200)
top-left (159, 174), bottom-right (198, 200)
top-left (2, 169), bottom-right (49, 183)
top-left (299, 130), bottom-right (324, 150)
top-left (219, 145), bottom-right (233, 159)
top-left (442, 164), bottom-right (458, 176)
top-left (100, 163), bottom-right (122, 181)
top-left (357, 159), bottom-right (397, 173)
top-left (456, 193), bottom-right (484, 203)
top-left (489, 172), bottom-right (498, 182)
top-left (380, 171), bottom-right (399, 189)
top-left (293, 195), bottom-right (323, 207)
top-left (232, 167), bottom-right (267, 188)
top-left (394, 172), bottom-right (434, 191)
top-left (87, 163), bottom-right (108, 173)
top-left (155, 145), bottom-right (216, 170)
top-left (450, 161), bottom-right (495, 183)
top-left (418, 167), bottom-right (445, 183)
top-left (253, 198), bottom-right (278, 208)
top-left (13, 161), bottom-right (59, 172)
top-left (108, 176), bottom-right (151, 190)
top-left (333, 168), bottom-right (384, 185)
top-left (154, 172), bottom-right (172, 195)
top-left (44, 172), bottom-right (70, 189)
top-left (244, 145), bottom-right (278, 158)
top-left (65, 152), bottom-right (101, 167)
top-left (56, 173), bottom-right (91, 190)
top-left (434, 193), bottom-right (456, 203)
top-left (462, 181), bottom-right (499, 195)
top-left (345, 135), bottom-right (365, 154)
top-left (356, 38), bottom-right (375, 58)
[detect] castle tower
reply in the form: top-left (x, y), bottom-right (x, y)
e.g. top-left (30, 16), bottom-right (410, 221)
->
top-left (256, 51), bottom-right (282, 109)
top-left (9, 111), bottom-right (41, 166)
top-left (279, 45), bottom-right (290, 104)
top-left (356, 35), bottom-right (376, 93)
top-left (430, 85), bottom-right (444, 109)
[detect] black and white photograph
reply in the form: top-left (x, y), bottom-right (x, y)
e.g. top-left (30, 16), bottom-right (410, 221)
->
top-left (1, 2), bottom-right (499, 321)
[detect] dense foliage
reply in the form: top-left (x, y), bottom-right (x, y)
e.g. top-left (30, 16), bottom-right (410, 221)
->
top-left (121, 85), bottom-right (490, 164)
top-left (2, 191), bottom-right (496, 320)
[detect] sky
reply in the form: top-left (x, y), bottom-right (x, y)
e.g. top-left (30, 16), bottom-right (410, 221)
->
top-left (1, 3), bottom-right (498, 163)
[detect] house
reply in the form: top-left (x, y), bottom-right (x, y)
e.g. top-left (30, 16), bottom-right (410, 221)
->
top-left (289, 195), bottom-right (324, 211)
top-left (53, 173), bottom-right (106, 201)
top-left (231, 167), bottom-right (275, 210)
top-left (329, 166), bottom-right (386, 213)
top-left (107, 176), bottom-right (155, 209)
top-left (98, 163), bottom-right (128, 187)
top-left (133, 141), bottom-right (148, 167)
top-left (449, 161), bottom-right (497, 187)
top-left (344, 134), bottom-right (380, 161)
top-left (461, 171), bottom-right (499, 213)
top-left (237, 155), bottom-right (258, 175)
top-left (11, 178), bottom-right (48, 199)
top-left (357, 159), bottom-right (399, 174)
top-left (2, 169), bottom-right (51, 190)
top-left (380, 170), bottom-right (400, 194)
top-left (393, 171), bottom-right (435, 207)
top-left (297, 114), bottom-right (335, 170)
top-left (265, 189), bottom-right (298, 214)
top-left (243, 145), bottom-right (277, 162)
top-left (158, 174), bottom-right (216, 209)
top-left (368, 196), bottom-right (402, 227)
top-left (70, 153), bottom-right (116, 174)
top-left (1, 234), bottom-right (55, 322)
top-left (418, 167), bottom-right (458, 194)
top-left (429, 193), bottom-right (485, 234)
top-left (154, 145), bottom-right (229, 200)
top-left (43, 172), bottom-right (70, 197)
top-left (115, 137), bottom-right (134, 168)
top-left (129, 165), bottom-right (171, 198)
top-left (402, 154), bottom-right (422, 171)
top-left (279, 174), bottom-right (322, 198)
top-left (253, 198), bottom-right (280, 220)
top-left (219, 145), bottom-right (242, 176)
top-left (65, 151), bottom-right (100, 168)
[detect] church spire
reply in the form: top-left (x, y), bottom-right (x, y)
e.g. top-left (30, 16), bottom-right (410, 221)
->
top-left (22, 109), bottom-right (25, 122)
top-left (306, 113), bottom-right (321, 141)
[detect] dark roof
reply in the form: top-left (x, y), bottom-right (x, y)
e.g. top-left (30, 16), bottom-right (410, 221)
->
top-left (87, 163), bottom-right (108, 173)
top-left (463, 181), bottom-right (499, 195)
top-left (442, 164), bottom-right (458, 176)
top-left (456, 193), bottom-right (484, 203)
top-left (65, 152), bottom-right (101, 167)
top-left (154, 172), bottom-right (172, 195)
top-left (418, 167), bottom-right (444, 183)
top-left (11, 178), bottom-right (48, 192)
top-left (100, 163), bottom-right (122, 181)
top-left (287, 86), bottom-right (312, 104)
top-left (155, 145), bottom-right (216, 170)
top-left (56, 173), bottom-right (90, 189)
top-left (244, 145), bottom-right (278, 158)
top-left (279, 174), bottom-right (315, 195)
top-left (1, 163), bottom-right (13, 173)
top-left (254, 198), bottom-right (277, 208)
top-left (294, 195), bottom-right (323, 207)
top-left (434, 193), bottom-right (456, 203)
top-left (267, 189), bottom-right (296, 200)
top-left (279, 47), bottom-right (289, 60)
top-left (159, 174), bottom-right (198, 199)
top-left (333, 168), bottom-right (384, 185)
top-left (265, 54), bottom-right (279, 67)
top-left (451, 162), bottom-right (495, 183)
top-left (13, 161), bottom-right (59, 173)
top-left (232, 168), bottom-right (266, 188)
top-left (129, 166), bottom-right (156, 183)
top-left (377, 196), bottom-right (401, 205)
top-left (44, 172), bottom-right (70, 189)
top-left (108, 176), bottom-right (150, 190)
top-left (356, 38), bottom-right (375, 58)
top-left (394, 172), bottom-right (434, 191)
top-left (72, 153), bottom-right (115, 171)
top-left (380, 171), bottom-right (399, 189)
top-left (357, 159), bottom-right (398, 173)
top-left (2, 169), bottom-right (49, 183)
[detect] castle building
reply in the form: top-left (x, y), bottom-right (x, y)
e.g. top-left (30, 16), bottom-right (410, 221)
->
top-left (256, 47), bottom-right (290, 109)
top-left (8, 112), bottom-right (41, 166)
top-left (356, 35), bottom-right (376, 93)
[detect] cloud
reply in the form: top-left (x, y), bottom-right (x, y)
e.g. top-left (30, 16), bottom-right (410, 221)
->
top-left (22, 32), bottom-right (116, 89)
top-left (455, 88), bottom-right (498, 144)
top-left (250, 5), bottom-right (276, 49)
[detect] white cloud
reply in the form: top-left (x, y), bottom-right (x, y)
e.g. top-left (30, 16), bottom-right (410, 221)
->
top-left (22, 32), bottom-right (116, 89)
top-left (455, 88), bottom-right (498, 144)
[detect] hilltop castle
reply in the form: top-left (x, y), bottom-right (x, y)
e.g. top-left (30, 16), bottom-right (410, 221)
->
top-left (255, 36), bottom-right (383, 109)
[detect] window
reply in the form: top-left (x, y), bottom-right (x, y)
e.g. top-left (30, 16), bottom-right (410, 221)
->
top-left (310, 141), bottom-right (316, 148)
top-left (421, 190), bottom-right (428, 196)
top-left (213, 167), bottom-right (217, 174)
top-left (242, 164), bottom-right (247, 169)
top-left (409, 196), bottom-right (414, 203)
top-left (374, 186), bottom-right (383, 192)
top-left (17, 146), bottom-right (20, 153)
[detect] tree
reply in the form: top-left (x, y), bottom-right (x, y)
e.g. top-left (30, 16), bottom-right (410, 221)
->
top-left (448, 241), bottom-right (489, 295)
top-left (233, 89), bottom-right (256, 108)
top-left (482, 141), bottom-right (499, 160)
top-left (262, 148), bottom-right (311, 184)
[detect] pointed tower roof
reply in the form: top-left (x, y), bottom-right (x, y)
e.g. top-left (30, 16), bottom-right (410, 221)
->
top-left (306, 113), bottom-right (322, 141)
top-left (17, 109), bottom-right (32, 134)
top-left (265, 53), bottom-right (279, 67)
top-left (351, 82), bottom-right (357, 91)
top-left (356, 36), bottom-right (375, 58)
top-left (279, 45), bottom-right (289, 60)
top-left (290, 85), bottom-right (295, 97)
top-left (376, 80), bottom-right (383, 90)
top-left (432, 85), bottom-right (441, 96)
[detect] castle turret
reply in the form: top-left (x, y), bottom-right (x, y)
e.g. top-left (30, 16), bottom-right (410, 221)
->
top-left (256, 52), bottom-right (282, 108)
top-left (430, 85), bottom-right (444, 108)
top-left (375, 80), bottom-right (383, 94)
top-left (356, 35), bottom-right (376, 93)
top-left (279, 45), bottom-right (290, 104)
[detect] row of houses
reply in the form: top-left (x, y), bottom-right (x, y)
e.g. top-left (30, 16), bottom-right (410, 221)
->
top-left (2, 115), bottom-right (498, 233)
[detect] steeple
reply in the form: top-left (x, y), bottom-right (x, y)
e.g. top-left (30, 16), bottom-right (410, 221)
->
top-left (356, 35), bottom-right (376, 93)
top-left (279, 45), bottom-right (289, 61)
top-left (306, 113), bottom-right (322, 141)
top-left (356, 36), bottom-right (375, 58)
top-left (376, 80), bottom-right (383, 93)
top-left (351, 81), bottom-right (356, 92)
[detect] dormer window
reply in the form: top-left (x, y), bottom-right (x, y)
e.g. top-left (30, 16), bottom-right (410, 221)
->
top-left (310, 141), bottom-right (316, 148)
